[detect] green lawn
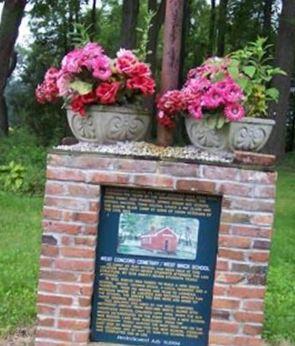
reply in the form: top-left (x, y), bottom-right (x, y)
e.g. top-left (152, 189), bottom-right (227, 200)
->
top-left (0, 156), bottom-right (294, 343)
top-left (0, 192), bottom-right (42, 336)
top-left (263, 155), bottom-right (295, 343)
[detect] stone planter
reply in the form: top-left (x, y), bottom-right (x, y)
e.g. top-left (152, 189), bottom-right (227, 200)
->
top-left (229, 117), bottom-right (275, 152)
top-left (185, 117), bottom-right (275, 152)
top-left (67, 105), bottom-right (151, 144)
top-left (185, 116), bottom-right (230, 151)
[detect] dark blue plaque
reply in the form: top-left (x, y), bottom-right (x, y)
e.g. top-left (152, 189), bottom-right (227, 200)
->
top-left (91, 186), bottom-right (221, 346)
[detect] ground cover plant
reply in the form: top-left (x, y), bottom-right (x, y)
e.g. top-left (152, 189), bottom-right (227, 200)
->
top-left (0, 154), bottom-right (294, 344)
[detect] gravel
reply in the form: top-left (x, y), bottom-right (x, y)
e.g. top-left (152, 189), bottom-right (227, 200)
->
top-left (55, 141), bottom-right (234, 164)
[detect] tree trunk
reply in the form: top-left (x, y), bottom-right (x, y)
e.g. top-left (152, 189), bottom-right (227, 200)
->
top-left (0, 0), bottom-right (26, 136)
top-left (263, 0), bottom-right (273, 37)
top-left (266, 0), bottom-right (295, 157)
top-left (120, 0), bottom-right (140, 49)
top-left (178, 0), bottom-right (191, 87)
top-left (208, 0), bottom-right (216, 56)
top-left (157, 0), bottom-right (184, 146)
top-left (216, 0), bottom-right (229, 57)
top-left (146, 0), bottom-right (166, 75)
top-left (90, 0), bottom-right (97, 41)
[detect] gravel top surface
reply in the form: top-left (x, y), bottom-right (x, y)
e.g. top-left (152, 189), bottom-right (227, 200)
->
top-left (55, 141), bottom-right (234, 164)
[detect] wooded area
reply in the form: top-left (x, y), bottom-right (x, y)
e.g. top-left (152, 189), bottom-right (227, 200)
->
top-left (0, 0), bottom-right (294, 157)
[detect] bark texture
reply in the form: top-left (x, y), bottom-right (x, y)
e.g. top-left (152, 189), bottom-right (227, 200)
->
top-left (208, 0), bottom-right (216, 55)
top-left (157, 0), bottom-right (185, 146)
top-left (0, 0), bottom-right (26, 136)
top-left (263, 0), bottom-right (273, 37)
top-left (120, 0), bottom-right (140, 49)
top-left (266, 0), bottom-right (295, 157)
top-left (217, 0), bottom-right (229, 57)
top-left (146, 0), bottom-right (166, 75)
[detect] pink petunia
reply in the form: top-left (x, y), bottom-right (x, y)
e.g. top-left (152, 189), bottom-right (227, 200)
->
top-left (224, 103), bottom-right (245, 121)
top-left (202, 86), bottom-right (225, 109)
top-left (188, 103), bottom-right (203, 119)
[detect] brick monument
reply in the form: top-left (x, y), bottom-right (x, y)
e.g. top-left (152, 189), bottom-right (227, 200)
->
top-left (35, 148), bottom-right (276, 346)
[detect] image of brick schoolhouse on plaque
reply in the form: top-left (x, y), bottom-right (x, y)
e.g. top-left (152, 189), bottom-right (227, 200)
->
top-left (117, 213), bottom-right (199, 260)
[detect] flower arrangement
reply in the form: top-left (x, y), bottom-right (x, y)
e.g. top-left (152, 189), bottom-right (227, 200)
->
top-left (157, 57), bottom-right (246, 129)
top-left (36, 43), bottom-right (155, 116)
top-left (157, 38), bottom-right (285, 129)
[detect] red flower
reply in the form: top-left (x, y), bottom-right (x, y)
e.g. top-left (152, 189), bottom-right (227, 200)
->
top-left (95, 81), bottom-right (121, 104)
top-left (126, 76), bottom-right (155, 95)
top-left (81, 91), bottom-right (97, 105)
top-left (128, 62), bottom-right (151, 77)
top-left (70, 95), bottom-right (86, 116)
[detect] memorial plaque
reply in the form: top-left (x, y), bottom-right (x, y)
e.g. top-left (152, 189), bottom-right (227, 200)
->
top-left (91, 186), bottom-right (221, 346)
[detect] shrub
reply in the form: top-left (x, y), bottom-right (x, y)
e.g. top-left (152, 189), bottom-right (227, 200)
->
top-left (0, 128), bottom-right (47, 196)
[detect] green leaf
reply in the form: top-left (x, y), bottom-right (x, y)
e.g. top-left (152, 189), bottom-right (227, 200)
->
top-left (216, 116), bottom-right (225, 129)
top-left (242, 66), bottom-right (256, 78)
top-left (228, 66), bottom-right (240, 79)
top-left (236, 77), bottom-right (249, 90)
top-left (266, 88), bottom-right (279, 101)
top-left (207, 116), bottom-right (218, 130)
top-left (70, 80), bottom-right (93, 95)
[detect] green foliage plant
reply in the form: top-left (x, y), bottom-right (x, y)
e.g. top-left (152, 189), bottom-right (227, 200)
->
top-left (228, 37), bottom-right (286, 117)
top-left (0, 161), bottom-right (25, 193)
top-left (134, 8), bottom-right (156, 61)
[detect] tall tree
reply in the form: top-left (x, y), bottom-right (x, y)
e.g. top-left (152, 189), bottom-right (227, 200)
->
top-left (263, 0), bottom-right (273, 37)
top-left (266, 0), bottom-right (295, 157)
top-left (90, 0), bottom-right (97, 41)
top-left (208, 0), bottom-right (216, 55)
top-left (120, 0), bottom-right (140, 49)
top-left (216, 0), bottom-right (229, 56)
top-left (146, 0), bottom-right (166, 75)
top-left (0, 0), bottom-right (26, 136)
top-left (157, 0), bottom-right (185, 146)
top-left (179, 0), bottom-right (191, 86)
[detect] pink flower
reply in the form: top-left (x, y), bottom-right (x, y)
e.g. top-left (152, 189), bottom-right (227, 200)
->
top-left (202, 86), bottom-right (225, 109)
top-left (126, 75), bottom-right (155, 95)
top-left (35, 67), bottom-right (60, 103)
top-left (61, 49), bottom-right (83, 74)
top-left (185, 77), bottom-right (210, 93)
top-left (128, 62), bottom-right (151, 77)
top-left (95, 81), bottom-right (121, 104)
top-left (115, 49), bottom-right (138, 75)
top-left (56, 73), bottom-right (72, 96)
top-left (223, 83), bottom-right (244, 103)
top-left (188, 103), bottom-right (203, 120)
top-left (91, 55), bottom-right (112, 80)
top-left (83, 42), bottom-right (104, 56)
top-left (224, 103), bottom-right (245, 121)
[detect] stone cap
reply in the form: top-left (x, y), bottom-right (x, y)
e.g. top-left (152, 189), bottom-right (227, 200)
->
top-left (52, 142), bottom-right (276, 172)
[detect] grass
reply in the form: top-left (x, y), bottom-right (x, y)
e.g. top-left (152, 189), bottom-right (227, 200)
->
top-left (0, 154), bottom-right (294, 344)
top-left (0, 192), bottom-right (42, 336)
top-left (263, 155), bottom-right (295, 344)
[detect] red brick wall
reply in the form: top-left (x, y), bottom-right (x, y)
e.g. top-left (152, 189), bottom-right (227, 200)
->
top-left (35, 152), bottom-right (277, 346)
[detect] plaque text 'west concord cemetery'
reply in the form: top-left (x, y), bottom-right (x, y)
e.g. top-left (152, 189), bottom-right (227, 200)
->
top-left (91, 186), bottom-right (221, 346)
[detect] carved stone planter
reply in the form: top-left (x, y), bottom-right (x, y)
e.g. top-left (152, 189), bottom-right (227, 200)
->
top-left (185, 116), bottom-right (230, 152)
top-left (229, 117), bottom-right (275, 152)
top-left (185, 117), bottom-right (275, 152)
top-left (67, 105), bottom-right (151, 144)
